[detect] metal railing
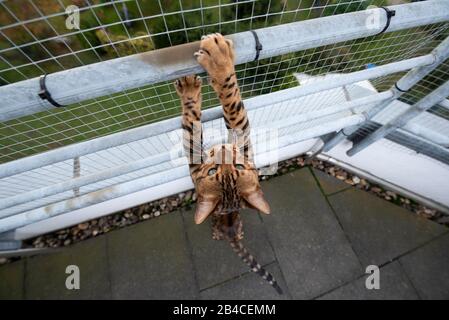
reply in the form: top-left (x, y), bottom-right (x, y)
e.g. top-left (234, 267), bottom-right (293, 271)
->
top-left (1, 1), bottom-right (448, 122)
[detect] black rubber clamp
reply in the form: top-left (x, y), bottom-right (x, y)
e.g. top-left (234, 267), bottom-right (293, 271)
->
top-left (250, 30), bottom-right (263, 61)
top-left (375, 7), bottom-right (396, 36)
top-left (395, 82), bottom-right (409, 93)
top-left (38, 74), bottom-right (64, 107)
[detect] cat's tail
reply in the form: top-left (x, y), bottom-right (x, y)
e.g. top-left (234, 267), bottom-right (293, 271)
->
top-left (227, 238), bottom-right (283, 295)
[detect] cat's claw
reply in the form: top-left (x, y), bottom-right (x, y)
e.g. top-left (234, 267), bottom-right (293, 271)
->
top-left (174, 75), bottom-right (202, 98)
top-left (194, 33), bottom-right (235, 82)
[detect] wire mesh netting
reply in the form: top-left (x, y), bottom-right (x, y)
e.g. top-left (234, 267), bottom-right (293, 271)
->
top-left (1, 0), bottom-right (448, 164)
top-left (0, 0), bottom-right (449, 231)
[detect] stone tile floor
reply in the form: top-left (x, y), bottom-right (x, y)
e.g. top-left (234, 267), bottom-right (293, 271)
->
top-left (1, 167), bottom-right (448, 300)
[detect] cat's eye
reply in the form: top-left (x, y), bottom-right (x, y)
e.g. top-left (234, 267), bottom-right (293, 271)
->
top-left (235, 164), bottom-right (245, 170)
top-left (207, 168), bottom-right (217, 176)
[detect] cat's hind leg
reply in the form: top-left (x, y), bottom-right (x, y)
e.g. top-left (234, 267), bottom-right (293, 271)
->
top-left (211, 212), bottom-right (244, 241)
top-left (211, 214), bottom-right (225, 241)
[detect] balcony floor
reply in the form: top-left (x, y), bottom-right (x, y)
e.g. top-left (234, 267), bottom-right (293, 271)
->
top-left (1, 167), bottom-right (448, 300)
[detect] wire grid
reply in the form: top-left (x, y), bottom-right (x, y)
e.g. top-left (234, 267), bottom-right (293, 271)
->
top-left (0, 79), bottom-right (373, 216)
top-left (1, 0), bottom-right (448, 164)
top-left (1, 1), bottom-right (449, 223)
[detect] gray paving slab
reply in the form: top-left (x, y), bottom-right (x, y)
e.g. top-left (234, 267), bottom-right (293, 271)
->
top-left (261, 168), bottom-right (363, 299)
top-left (312, 168), bottom-right (352, 195)
top-left (399, 233), bottom-right (449, 300)
top-left (183, 207), bottom-right (275, 291)
top-left (318, 261), bottom-right (419, 300)
top-left (25, 236), bottom-right (110, 299)
top-left (200, 263), bottom-right (289, 300)
top-left (107, 212), bottom-right (197, 299)
top-left (328, 188), bottom-right (447, 266)
top-left (3, 165), bottom-right (447, 301)
top-left (0, 259), bottom-right (24, 299)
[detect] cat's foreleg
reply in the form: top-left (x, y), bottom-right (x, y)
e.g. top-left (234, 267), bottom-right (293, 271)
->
top-left (174, 75), bottom-right (205, 178)
top-left (194, 34), bottom-right (253, 163)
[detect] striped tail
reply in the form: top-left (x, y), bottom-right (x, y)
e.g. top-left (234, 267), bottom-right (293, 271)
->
top-left (228, 239), bottom-right (283, 295)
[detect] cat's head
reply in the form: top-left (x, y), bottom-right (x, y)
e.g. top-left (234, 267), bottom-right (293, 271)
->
top-left (193, 144), bottom-right (270, 224)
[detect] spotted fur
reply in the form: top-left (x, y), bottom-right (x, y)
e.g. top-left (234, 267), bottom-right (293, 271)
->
top-left (174, 33), bottom-right (282, 294)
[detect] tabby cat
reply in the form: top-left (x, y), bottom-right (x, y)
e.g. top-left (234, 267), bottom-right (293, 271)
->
top-left (174, 33), bottom-right (283, 294)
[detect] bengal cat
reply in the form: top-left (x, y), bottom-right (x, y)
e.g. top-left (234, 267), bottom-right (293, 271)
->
top-left (174, 33), bottom-right (283, 294)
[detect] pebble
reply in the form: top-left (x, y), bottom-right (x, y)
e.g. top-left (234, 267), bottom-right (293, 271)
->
top-left (33, 237), bottom-right (43, 245)
top-left (371, 187), bottom-right (382, 193)
top-left (98, 217), bottom-right (107, 227)
top-left (185, 190), bottom-right (193, 201)
top-left (78, 223), bottom-right (89, 230)
top-left (352, 176), bottom-right (361, 184)
top-left (137, 206), bottom-right (145, 215)
top-left (142, 214), bottom-right (150, 220)
top-left (154, 211), bottom-right (161, 217)
top-left (386, 191), bottom-right (397, 200)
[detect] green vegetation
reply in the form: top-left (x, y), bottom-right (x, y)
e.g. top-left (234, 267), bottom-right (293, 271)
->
top-left (0, 0), bottom-right (440, 163)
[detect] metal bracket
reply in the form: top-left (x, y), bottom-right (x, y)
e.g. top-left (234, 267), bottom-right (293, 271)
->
top-left (38, 74), bottom-right (64, 107)
top-left (250, 30), bottom-right (263, 61)
top-left (395, 82), bottom-right (409, 93)
top-left (376, 7), bottom-right (396, 36)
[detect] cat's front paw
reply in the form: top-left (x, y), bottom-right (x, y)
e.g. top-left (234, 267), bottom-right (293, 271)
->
top-left (194, 33), bottom-right (235, 83)
top-left (174, 75), bottom-right (202, 101)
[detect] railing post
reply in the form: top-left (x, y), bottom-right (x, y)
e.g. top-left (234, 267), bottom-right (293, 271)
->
top-left (322, 35), bottom-right (449, 153)
top-left (347, 80), bottom-right (449, 156)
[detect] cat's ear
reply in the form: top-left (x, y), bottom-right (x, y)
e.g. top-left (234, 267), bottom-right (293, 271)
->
top-left (194, 197), bottom-right (219, 224)
top-left (244, 190), bottom-right (271, 214)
